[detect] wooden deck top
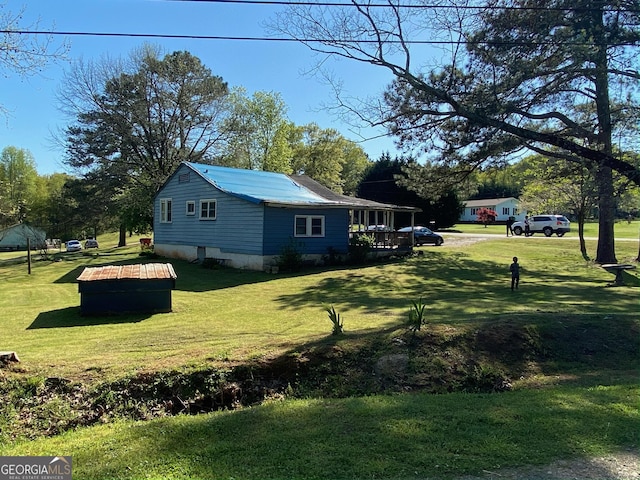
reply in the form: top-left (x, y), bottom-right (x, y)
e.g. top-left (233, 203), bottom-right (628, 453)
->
top-left (77, 263), bottom-right (177, 282)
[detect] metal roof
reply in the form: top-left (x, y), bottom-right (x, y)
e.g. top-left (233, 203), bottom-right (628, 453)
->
top-left (186, 162), bottom-right (338, 206)
top-left (184, 162), bottom-right (420, 211)
top-left (77, 263), bottom-right (177, 282)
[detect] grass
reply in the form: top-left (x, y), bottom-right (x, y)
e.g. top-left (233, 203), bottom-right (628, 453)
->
top-left (449, 219), bottom-right (640, 239)
top-left (0, 230), bottom-right (638, 479)
top-left (1, 385), bottom-right (637, 479)
top-left (2, 233), bottom-right (637, 379)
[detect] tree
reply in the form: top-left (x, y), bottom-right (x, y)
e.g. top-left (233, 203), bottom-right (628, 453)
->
top-left (29, 172), bottom-right (73, 240)
top-left (519, 155), bottom-right (599, 259)
top-left (291, 123), bottom-right (370, 194)
top-left (272, 0), bottom-right (640, 264)
top-left (467, 165), bottom-right (523, 200)
top-left (357, 153), bottom-right (462, 228)
top-left (219, 90), bottom-right (294, 173)
top-left (59, 46), bottom-right (231, 245)
top-left (0, 146), bottom-right (38, 226)
top-left (1, 5), bottom-right (68, 113)
top-left (337, 140), bottom-right (372, 195)
top-left (476, 207), bottom-right (497, 227)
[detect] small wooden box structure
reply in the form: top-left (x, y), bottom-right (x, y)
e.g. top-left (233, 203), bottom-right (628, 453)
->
top-left (77, 263), bottom-right (177, 315)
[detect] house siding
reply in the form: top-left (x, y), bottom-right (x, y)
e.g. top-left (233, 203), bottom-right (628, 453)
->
top-left (154, 162), bottom-right (410, 270)
top-left (0, 224), bottom-right (46, 250)
top-left (263, 207), bottom-right (350, 256)
top-left (153, 164), bottom-right (265, 255)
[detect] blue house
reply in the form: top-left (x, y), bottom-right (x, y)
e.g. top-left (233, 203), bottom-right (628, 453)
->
top-left (153, 162), bottom-right (418, 270)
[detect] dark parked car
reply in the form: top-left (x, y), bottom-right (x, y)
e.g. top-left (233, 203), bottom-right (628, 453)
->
top-left (397, 226), bottom-right (444, 246)
top-left (85, 239), bottom-right (99, 248)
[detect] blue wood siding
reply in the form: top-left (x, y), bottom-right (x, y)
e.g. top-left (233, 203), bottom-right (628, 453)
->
top-left (154, 164), bottom-right (265, 255)
top-left (263, 207), bottom-right (350, 255)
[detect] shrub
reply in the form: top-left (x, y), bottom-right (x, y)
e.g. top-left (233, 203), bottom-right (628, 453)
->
top-left (276, 238), bottom-right (304, 272)
top-left (348, 234), bottom-right (374, 264)
top-left (323, 246), bottom-right (344, 266)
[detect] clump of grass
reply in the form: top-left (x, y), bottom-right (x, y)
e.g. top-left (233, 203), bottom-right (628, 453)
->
top-left (325, 305), bottom-right (343, 335)
top-left (407, 297), bottom-right (427, 332)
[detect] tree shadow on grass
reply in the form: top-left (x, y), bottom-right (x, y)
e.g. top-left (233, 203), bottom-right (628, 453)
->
top-left (70, 383), bottom-right (639, 480)
top-left (272, 250), bottom-right (639, 318)
top-left (50, 255), bottom-right (286, 292)
top-left (28, 306), bottom-right (151, 329)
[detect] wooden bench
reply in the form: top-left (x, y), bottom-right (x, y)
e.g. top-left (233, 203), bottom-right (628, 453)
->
top-left (601, 264), bottom-right (637, 286)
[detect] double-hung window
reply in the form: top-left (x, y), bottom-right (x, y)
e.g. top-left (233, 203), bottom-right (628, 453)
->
top-left (295, 215), bottom-right (325, 237)
top-left (160, 198), bottom-right (172, 223)
top-left (200, 199), bottom-right (217, 220)
top-left (186, 201), bottom-right (195, 216)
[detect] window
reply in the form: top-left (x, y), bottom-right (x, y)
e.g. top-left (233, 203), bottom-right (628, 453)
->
top-left (200, 199), bottom-right (217, 220)
top-left (470, 208), bottom-right (478, 215)
top-left (503, 207), bottom-right (510, 215)
top-left (160, 198), bottom-right (172, 223)
top-left (295, 215), bottom-right (325, 237)
top-left (186, 201), bottom-right (195, 216)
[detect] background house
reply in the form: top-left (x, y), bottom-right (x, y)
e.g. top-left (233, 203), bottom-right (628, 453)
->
top-left (153, 162), bottom-right (418, 270)
top-left (459, 197), bottom-right (526, 223)
top-left (0, 223), bottom-right (46, 251)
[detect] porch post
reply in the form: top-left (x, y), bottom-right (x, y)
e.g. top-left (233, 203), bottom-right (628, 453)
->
top-left (410, 211), bottom-right (415, 247)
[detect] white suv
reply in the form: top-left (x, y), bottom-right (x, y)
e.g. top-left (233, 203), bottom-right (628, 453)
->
top-left (512, 215), bottom-right (571, 237)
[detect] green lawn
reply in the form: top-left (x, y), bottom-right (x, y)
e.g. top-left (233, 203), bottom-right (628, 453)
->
top-left (0, 231), bottom-right (638, 479)
top-left (3, 385), bottom-right (637, 480)
top-left (1, 233), bottom-right (637, 379)
top-left (449, 219), bottom-right (640, 239)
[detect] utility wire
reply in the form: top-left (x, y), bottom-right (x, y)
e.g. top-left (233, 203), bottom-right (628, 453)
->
top-left (164, 0), bottom-right (640, 13)
top-left (2, 30), bottom-right (638, 46)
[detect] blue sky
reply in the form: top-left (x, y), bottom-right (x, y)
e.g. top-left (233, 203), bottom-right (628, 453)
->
top-left (0, 0), bottom-right (403, 175)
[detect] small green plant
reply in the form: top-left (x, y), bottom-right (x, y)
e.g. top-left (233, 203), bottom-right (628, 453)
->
top-left (325, 305), bottom-right (344, 335)
top-left (348, 234), bottom-right (374, 264)
top-left (276, 238), bottom-right (304, 272)
top-left (407, 297), bottom-right (427, 332)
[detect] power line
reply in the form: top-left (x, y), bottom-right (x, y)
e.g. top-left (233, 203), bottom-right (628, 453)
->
top-left (2, 30), bottom-right (637, 47)
top-left (164, 0), bottom-right (639, 13)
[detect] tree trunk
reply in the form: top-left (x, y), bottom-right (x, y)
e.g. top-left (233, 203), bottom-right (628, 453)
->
top-left (592, 7), bottom-right (617, 265)
top-left (578, 215), bottom-right (588, 261)
top-left (118, 224), bottom-right (126, 247)
top-left (595, 165), bottom-right (617, 264)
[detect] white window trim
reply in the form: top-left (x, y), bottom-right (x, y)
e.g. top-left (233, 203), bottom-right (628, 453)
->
top-left (199, 199), bottom-right (217, 220)
top-left (160, 198), bottom-right (172, 223)
top-left (186, 201), bottom-right (195, 216)
top-left (294, 215), bottom-right (325, 238)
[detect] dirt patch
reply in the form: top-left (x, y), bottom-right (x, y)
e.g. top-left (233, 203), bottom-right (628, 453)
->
top-left (455, 451), bottom-right (639, 480)
top-left (443, 235), bottom-right (491, 247)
